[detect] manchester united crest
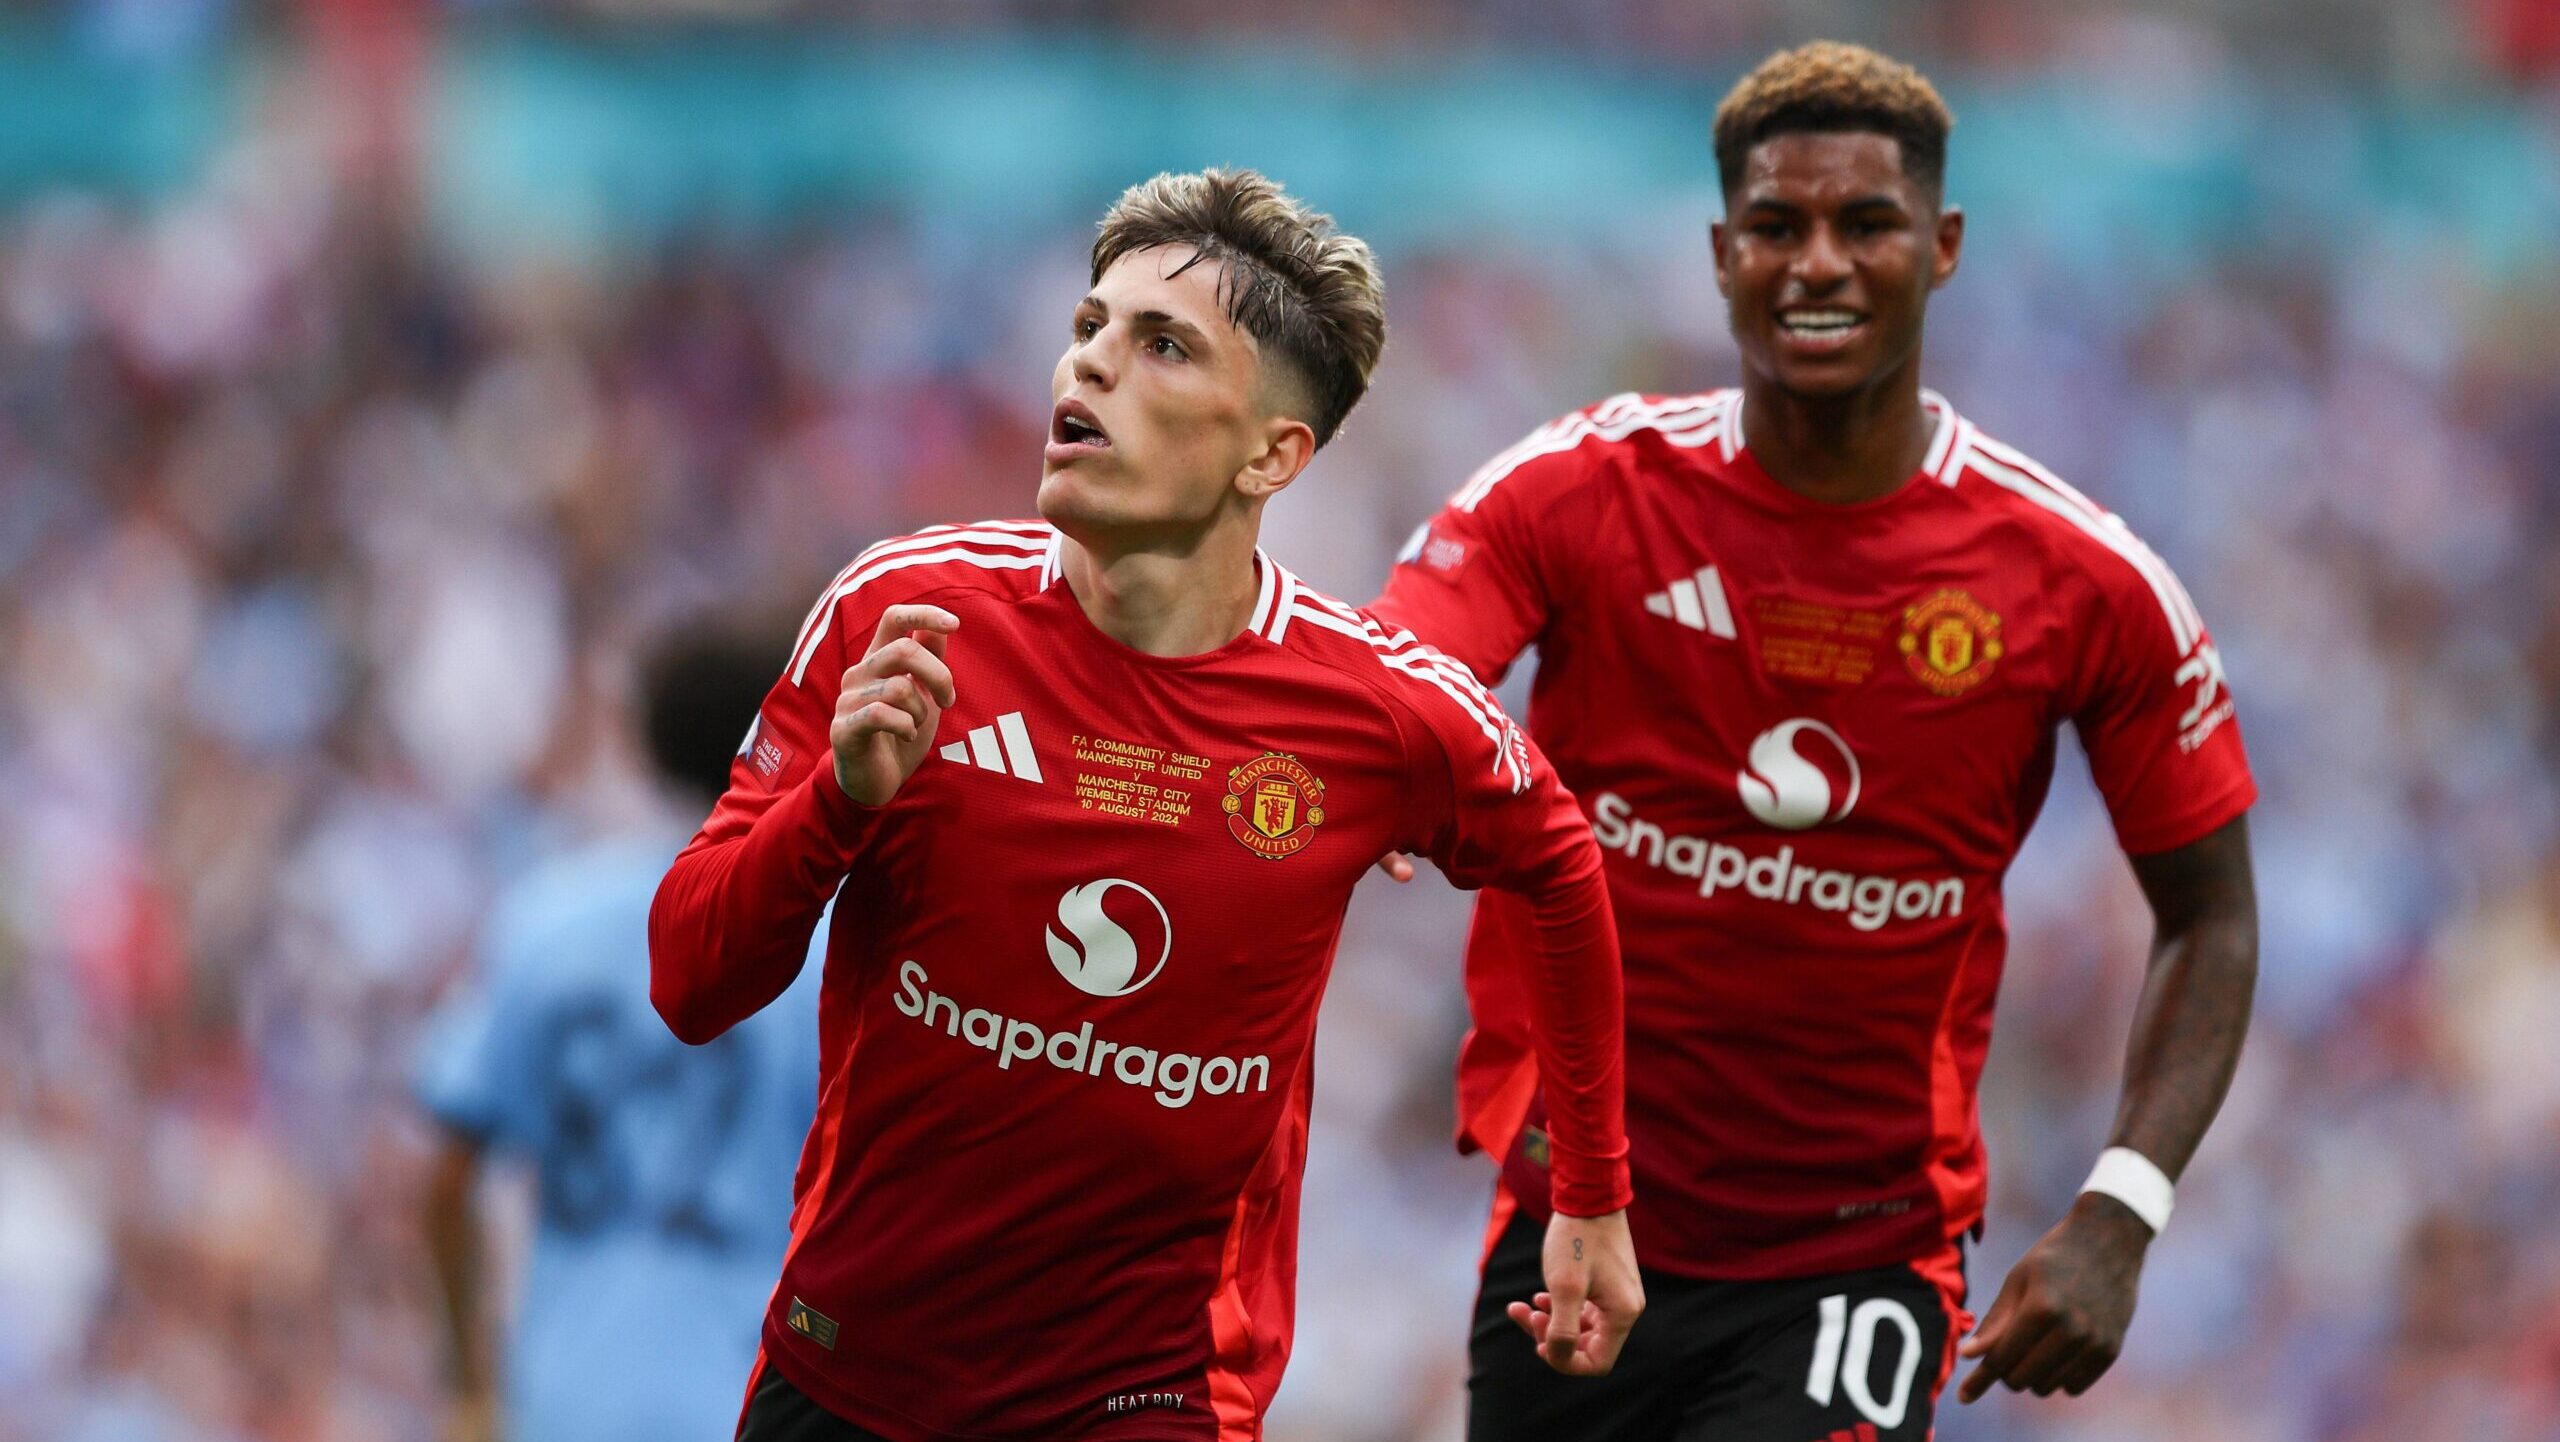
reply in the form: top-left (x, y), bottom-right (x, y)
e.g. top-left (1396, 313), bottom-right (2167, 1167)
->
top-left (1899, 589), bottom-right (2004, 695)
top-left (1222, 752), bottom-right (1326, 860)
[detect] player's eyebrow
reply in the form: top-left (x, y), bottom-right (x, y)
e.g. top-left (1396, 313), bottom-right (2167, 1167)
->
top-left (1738, 193), bottom-right (1909, 223)
top-left (1073, 298), bottom-right (1216, 352)
top-left (1130, 309), bottom-right (1214, 351)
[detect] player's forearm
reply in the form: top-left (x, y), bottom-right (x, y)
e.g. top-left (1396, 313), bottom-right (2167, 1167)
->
top-left (650, 768), bottom-right (867, 1044)
top-left (2105, 911), bottom-right (2255, 1176)
top-left (422, 1140), bottom-right (494, 1401)
top-left (2109, 820), bottom-right (2258, 1177)
top-left (1519, 849), bottom-right (1634, 1216)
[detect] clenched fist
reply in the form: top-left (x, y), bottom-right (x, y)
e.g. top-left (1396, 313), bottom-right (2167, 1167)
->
top-left (831, 605), bottom-right (960, 807)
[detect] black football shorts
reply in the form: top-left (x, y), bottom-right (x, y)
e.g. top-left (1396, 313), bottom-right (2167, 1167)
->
top-left (735, 1352), bottom-right (897, 1442)
top-left (1468, 1210), bottom-right (1967, 1442)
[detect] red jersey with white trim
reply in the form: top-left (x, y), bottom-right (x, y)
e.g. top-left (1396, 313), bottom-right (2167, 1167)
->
top-left (1372, 389), bottom-right (2255, 1281)
top-left (650, 522), bottom-right (1630, 1442)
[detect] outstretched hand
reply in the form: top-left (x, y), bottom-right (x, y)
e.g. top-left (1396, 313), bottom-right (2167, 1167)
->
top-left (1374, 852), bottom-right (1415, 883)
top-left (831, 605), bottom-right (960, 807)
top-left (1507, 1209), bottom-right (1644, 1376)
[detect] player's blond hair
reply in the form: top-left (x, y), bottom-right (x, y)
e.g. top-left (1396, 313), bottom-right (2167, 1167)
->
top-left (1712, 41), bottom-right (1955, 198)
top-left (1092, 168), bottom-right (1385, 448)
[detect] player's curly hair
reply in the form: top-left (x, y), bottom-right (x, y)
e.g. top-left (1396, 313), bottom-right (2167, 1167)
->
top-left (1712, 41), bottom-right (1955, 199)
top-left (1092, 168), bottom-right (1385, 449)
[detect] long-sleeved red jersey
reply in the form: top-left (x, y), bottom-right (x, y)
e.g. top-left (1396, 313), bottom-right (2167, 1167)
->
top-left (1373, 389), bottom-right (2256, 1291)
top-left (650, 520), bottom-right (1629, 1442)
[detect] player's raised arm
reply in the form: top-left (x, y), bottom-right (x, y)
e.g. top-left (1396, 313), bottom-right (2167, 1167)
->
top-left (648, 592), bottom-right (957, 1044)
top-left (1391, 653), bottom-right (1642, 1376)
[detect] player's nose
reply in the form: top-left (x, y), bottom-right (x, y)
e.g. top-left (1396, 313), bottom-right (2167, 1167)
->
top-left (1072, 330), bottom-right (1116, 389)
top-left (1791, 223), bottom-right (1854, 289)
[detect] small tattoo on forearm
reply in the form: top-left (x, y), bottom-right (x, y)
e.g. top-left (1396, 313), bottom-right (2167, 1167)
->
top-left (1573, 1238), bottom-right (1584, 1261)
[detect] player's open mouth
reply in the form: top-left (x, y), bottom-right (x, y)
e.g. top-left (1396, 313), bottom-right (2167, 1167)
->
top-left (1776, 308), bottom-right (1867, 351)
top-left (1046, 399), bottom-right (1112, 463)
top-left (1052, 400), bottom-right (1110, 446)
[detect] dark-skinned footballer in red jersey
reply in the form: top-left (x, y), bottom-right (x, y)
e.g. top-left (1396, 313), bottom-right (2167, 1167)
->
top-left (649, 169), bottom-right (1644, 1442)
top-left (1372, 41), bottom-right (2259, 1442)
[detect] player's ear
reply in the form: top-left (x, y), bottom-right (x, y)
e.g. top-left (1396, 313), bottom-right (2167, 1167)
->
top-left (1238, 414), bottom-right (1317, 502)
top-left (1710, 217), bottom-right (1733, 298)
top-left (1931, 205), bottom-right (1964, 290)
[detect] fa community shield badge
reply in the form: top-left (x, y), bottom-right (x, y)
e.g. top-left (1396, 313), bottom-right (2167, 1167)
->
top-left (1899, 588), bottom-right (2004, 696)
top-left (1223, 752), bottom-right (1325, 860)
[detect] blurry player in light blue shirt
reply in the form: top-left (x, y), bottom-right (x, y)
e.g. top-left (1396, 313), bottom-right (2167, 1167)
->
top-left (416, 618), bottom-right (823, 1442)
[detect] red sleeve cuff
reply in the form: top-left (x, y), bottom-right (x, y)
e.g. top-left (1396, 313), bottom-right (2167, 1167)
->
top-left (800, 763), bottom-right (881, 843)
top-left (1549, 1149), bottom-right (1634, 1218)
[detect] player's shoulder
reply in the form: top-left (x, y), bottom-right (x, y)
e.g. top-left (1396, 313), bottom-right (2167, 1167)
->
top-left (1268, 562), bottom-right (1533, 784)
top-left (827, 519), bottom-right (1061, 605)
top-left (1939, 404), bottom-right (2211, 645)
top-left (1265, 562), bottom-right (1468, 695)
top-left (482, 835), bottom-right (670, 987)
top-left (1450, 388), bottom-right (1738, 515)
top-left (783, 520), bottom-right (1060, 682)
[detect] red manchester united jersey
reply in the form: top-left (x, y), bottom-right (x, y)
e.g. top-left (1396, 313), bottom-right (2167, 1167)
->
top-left (650, 521), bottom-right (1630, 1442)
top-left (1373, 389), bottom-right (2255, 1282)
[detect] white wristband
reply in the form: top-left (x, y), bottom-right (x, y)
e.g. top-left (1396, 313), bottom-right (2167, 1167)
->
top-left (2080, 1147), bottom-right (2175, 1233)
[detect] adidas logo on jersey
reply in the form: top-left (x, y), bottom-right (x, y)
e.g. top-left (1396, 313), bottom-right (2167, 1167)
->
top-left (1643, 565), bottom-right (1737, 638)
top-left (938, 710), bottom-right (1044, 783)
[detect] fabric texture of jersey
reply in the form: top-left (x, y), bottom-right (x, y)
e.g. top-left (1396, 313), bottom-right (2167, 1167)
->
top-left (648, 521), bottom-right (1631, 1442)
top-left (1372, 389), bottom-right (2256, 1282)
top-left (415, 833), bottom-right (823, 1442)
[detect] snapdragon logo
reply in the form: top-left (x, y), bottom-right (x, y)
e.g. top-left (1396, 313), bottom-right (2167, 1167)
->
top-left (888, 879), bottom-right (1270, 1109)
top-left (1737, 719), bottom-right (1860, 830)
top-left (1046, 879), bottom-right (1170, 997)
top-left (1591, 792), bottom-right (1964, 933)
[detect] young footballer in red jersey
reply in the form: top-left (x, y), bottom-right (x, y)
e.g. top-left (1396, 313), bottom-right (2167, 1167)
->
top-left (648, 170), bottom-right (1643, 1442)
top-left (1373, 42), bottom-right (2260, 1442)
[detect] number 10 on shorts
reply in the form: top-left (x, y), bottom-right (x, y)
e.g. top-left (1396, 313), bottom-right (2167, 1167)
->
top-left (1806, 1293), bottom-right (1924, 1429)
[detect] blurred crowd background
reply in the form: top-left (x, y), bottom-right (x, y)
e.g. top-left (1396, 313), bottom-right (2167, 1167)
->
top-left (3, 1), bottom-right (2558, 1439)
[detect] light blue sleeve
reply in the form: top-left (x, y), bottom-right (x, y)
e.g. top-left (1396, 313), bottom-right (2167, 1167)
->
top-left (413, 889), bottom-right (555, 1152)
